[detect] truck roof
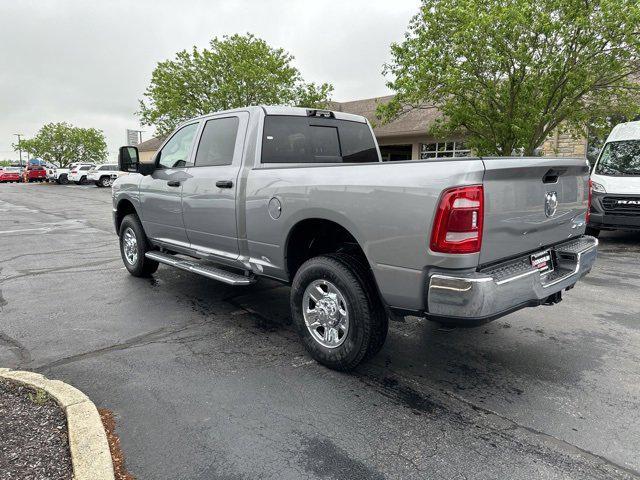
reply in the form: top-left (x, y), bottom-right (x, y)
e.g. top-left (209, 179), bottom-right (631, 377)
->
top-left (606, 120), bottom-right (640, 143)
top-left (188, 105), bottom-right (368, 125)
top-left (261, 105), bottom-right (367, 123)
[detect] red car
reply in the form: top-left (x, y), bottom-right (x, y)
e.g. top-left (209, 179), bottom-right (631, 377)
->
top-left (26, 166), bottom-right (47, 182)
top-left (0, 167), bottom-right (21, 183)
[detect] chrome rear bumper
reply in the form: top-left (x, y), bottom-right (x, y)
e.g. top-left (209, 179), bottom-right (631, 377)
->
top-left (426, 235), bottom-right (598, 324)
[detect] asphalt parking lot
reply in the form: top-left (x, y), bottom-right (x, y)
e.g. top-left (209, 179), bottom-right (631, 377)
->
top-left (1, 182), bottom-right (639, 479)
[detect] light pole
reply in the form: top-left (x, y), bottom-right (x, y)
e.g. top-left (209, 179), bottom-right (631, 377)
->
top-left (13, 133), bottom-right (23, 167)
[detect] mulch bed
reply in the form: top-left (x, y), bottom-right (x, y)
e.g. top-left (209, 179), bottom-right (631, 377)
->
top-left (99, 408), bottom-right (136, 480)
top-left (0, 379), bottom-right (73, 480)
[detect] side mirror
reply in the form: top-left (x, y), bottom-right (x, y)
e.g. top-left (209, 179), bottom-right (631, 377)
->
top-left (118, 146), bottom-right (139, 173)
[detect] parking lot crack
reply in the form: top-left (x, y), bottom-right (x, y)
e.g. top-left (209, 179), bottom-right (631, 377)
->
top-left (34, 318), bottom-right (216, 372)
top-left (0, 258), bottom-right (121, 284)
top-left (367, 366), bottom-right (640, 479)
top-left (34, 327), bottom-right (177, 371)
top-left (0, 331), bottom-right (32, 365)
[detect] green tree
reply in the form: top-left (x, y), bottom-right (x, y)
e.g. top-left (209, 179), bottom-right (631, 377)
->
top-left (16, 123), bottom-right (107, 167)
top-left (379, 0), bottom-right (640, 156)
top-left (138, 33), bottom-right (334, 135)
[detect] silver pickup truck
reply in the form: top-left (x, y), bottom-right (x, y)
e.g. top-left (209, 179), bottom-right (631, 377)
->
top-left (113, 106), bottom-right (597, 370)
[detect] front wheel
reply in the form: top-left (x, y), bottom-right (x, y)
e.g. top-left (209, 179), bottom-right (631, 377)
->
top-left (98, 176), bottom-right (112, 188)
top-left (119, 214), bottom-right (159, 277)
top-left (290, 254), bottom-right (388, 371)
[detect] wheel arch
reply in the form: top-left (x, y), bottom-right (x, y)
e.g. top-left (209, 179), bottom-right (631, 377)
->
top-left (115, 198), bottom-right (140, 233)
top-left (284, 216), bottom-right (372, 282)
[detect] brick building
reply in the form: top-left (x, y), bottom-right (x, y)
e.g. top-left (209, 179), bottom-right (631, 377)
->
top-left (136, 95), bottom-right (588, 161)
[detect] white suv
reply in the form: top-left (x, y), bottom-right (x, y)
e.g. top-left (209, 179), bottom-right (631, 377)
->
top-left (87, 164), bottom-right (122, 187)
top-left (68, 164), bottom-right (95, 185)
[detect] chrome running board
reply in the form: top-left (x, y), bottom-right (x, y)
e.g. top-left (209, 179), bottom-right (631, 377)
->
top-left (145, 251), bottom-right (256, 286)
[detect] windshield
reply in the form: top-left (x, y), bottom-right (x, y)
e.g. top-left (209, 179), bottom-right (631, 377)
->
top-left (595, 140), bottom-right (640, 176)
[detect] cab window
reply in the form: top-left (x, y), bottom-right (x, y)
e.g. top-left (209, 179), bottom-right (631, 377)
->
top-left (261, 116), bottom-right (379, 164)
top-left (157, 123), bottom-right (199, 169)
top-left (194, 117), bottom-right (239, 167)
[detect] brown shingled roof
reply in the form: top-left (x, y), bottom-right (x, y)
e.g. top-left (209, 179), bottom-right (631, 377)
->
top-left (135, 96), bottom-right (442, 152)
top-left (331, 95), bottom-right (443, 138)
top-left (136, 135), bottom-right (166, 152)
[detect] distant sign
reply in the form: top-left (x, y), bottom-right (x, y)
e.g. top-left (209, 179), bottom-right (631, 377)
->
top-left (126, 129), bottom-right (141, 146)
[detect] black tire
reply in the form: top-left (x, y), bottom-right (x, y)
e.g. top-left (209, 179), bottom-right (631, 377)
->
top-left (98, 176), bottom-right (110, 188)
top-left (290, 253), bottom-right (388, 371)
top-left (79, 175), bottom-right (88, 185)
top-left (58, 174), bottom-right (69, 185)
top-left (119, 214), bottom-right (159, 277)
top-left (586, 226), bottom-right (600, 238)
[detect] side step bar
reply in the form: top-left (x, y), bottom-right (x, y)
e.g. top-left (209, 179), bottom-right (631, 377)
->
top-left (145, 251), bottom-right (256, 286)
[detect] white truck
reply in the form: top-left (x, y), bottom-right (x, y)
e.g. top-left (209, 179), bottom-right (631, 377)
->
top-left (588, 120), bottom-right (640, 236)
top-left (112, 106), bottom-right (598, 371)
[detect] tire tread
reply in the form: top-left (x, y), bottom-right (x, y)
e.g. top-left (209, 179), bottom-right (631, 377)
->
top-left (290, 253), bottom-right (388, 371)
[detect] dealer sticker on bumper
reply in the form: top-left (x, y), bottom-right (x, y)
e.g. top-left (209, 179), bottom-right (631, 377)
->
top-left (530, 250), bottom-right (554, 275)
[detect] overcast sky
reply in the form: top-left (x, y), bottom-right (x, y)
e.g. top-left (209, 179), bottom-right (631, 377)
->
top-left (0, 0), bottom-right (418, 161)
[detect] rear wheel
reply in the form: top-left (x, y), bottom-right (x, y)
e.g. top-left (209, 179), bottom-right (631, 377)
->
top-left (58, 174), bottom-right (69, 185)
top-left (290, 254), bottom-right (388, 371)
top-left (119, 214), bottom-right (159, 277)
top-left (79, 175), bottom-right (88, 185)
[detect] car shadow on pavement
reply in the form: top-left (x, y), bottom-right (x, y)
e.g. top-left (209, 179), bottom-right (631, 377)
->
top-left (146, 266), bottom-right (599, 411)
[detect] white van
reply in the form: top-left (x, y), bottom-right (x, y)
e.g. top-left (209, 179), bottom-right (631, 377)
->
top-left (588, 120), bottom-right (640, 237)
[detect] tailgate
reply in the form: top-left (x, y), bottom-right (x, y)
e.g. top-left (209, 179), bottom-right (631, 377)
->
top-left (480, 157), bottom-right (590, 265)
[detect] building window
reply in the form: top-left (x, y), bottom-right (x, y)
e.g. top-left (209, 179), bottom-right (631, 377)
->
top-left (380, 144), bottom-right (412, 161)
top-left (420, 141), bottom-right (471, 159)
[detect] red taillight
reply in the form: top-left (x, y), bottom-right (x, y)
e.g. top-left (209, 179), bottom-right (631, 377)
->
top-left (430, 185), bottom-right (484, 254)
top-left (586, 179), bottom-right (592, 224)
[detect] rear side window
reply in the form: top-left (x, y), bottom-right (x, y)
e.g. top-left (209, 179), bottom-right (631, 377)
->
top-left (261, 116), bottom-right (379, 164)
top-left (194, 117), bottom-right (239, 167)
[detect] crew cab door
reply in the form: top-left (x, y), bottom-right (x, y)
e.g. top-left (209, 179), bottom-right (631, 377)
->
top-left (139, 122), bottom-right (199, 246)
top-left (181, 112), bottom-right (247, 261)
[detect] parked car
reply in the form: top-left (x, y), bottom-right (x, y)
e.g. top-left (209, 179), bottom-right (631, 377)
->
top-left (67, 164), bottom-right (95, 185)
top-left (48, 162), bottom-right (93, 184)
top-left (0, 167), bottom-right (21, 183)
top-left (87, 164), bottom-right (124, 187)
top-left (112, 106), bottom-right (597, 371)
top-left (26, 165), bottom-right (47, 182)
top-left (46, 166), bottom-right (57, 182)
top-left (587, 120), bottom-right (640, 237)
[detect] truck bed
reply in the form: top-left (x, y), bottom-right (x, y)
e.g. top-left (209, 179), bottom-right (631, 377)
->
top-left (244, 156), bottom-right (590, 310)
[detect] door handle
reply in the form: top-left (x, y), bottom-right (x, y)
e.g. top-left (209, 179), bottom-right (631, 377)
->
top-left (167, 180), bottom-right (181, 187)
top-left (216, 180), bottom-right (233, 188)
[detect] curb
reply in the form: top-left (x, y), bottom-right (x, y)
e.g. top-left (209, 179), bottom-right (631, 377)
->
top-left (0, 368), bottom-right (115, 480)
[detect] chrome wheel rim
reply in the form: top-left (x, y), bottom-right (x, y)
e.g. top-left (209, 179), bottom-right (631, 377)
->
top-left (302, 279), bottom-right (349, 348)
top-left (123, 227), bottom-right (138, 265)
